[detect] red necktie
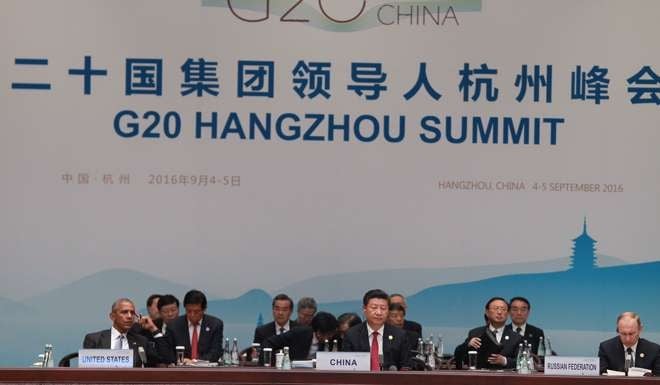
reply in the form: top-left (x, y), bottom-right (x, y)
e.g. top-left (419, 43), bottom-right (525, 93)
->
top-left (191, 323), bottom-right (199, 360)
top-left (370, 331), bottom-right (380, 371)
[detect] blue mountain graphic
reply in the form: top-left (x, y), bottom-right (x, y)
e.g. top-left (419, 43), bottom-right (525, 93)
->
top-left (206, 289), bottom-right (272, 323)
top-left (317, 261), bottom-right (660, 333)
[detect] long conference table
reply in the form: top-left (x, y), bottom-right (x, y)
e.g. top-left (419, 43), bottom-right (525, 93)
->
top-left (0, 367), bottom-right (657, 385)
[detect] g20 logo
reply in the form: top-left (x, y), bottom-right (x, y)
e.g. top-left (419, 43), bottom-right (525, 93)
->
top-left (226, 0), bottom-right (367, 23)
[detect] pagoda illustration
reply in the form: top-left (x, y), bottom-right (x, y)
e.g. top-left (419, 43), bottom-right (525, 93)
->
top-left (570, 217), bottom-right (597, 270)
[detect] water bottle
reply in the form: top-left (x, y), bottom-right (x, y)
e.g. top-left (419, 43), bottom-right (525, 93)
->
top-left (230, 338), bottom-right (239, 366)
top-left (437, 334), bottom-right (444, 357)
top-left (332, 339), bottom-right (338, 352)
top-left (526, 343), bottom-right (534, 373)
top-left (515, 343), bottom-right (524, 372)
top-left (42, 344), bottom-right (54, 368)
top-left (427, 338), bottom-right (436, 370)
top-left (537, 336), bottom-right (546, 369)
top-left (222, 338), bottom-right (231, 366)
top-left (416, 337), bottom-right (425, 359)
top-left (519, 347), bottom-right (531, 374)
top-left (426, 334), bottom-right (433, 355)
top-left (282, 346), bottom-right (291, 370)
top-left (324, 339), bottom-right (330, 352)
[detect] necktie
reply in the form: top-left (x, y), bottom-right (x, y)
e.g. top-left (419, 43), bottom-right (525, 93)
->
top-left (516, 327), bottom-right (522, 335)
top-left (370, 331), bottom-right (380, 371)
top-left (492, 329), bottom-right (499, 342)
top-left (115, 334), bottom-right (125, 350)
top-left (626, 347), bottom-right (634, 367)
top-left (279, 327), bottom-right (285, 335)
top-left (191, 323), bottom-right (199, 360)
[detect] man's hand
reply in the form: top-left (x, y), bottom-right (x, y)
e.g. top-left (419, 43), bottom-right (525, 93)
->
top-left (139, 316), bottom-right (159, 333)
top-left (468, 337), bottom-right (482, 349)
top-left (487, 353), bottom-right (506, 366)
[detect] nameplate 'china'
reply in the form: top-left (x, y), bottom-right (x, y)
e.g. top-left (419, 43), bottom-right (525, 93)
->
top-left (316, 352), bottom-right (370, 371)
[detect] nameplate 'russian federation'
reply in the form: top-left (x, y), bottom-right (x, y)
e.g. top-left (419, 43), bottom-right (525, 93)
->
top-left (316, 352), bottom-right (371, 371)
top-left (544, 356), bottom-right (599, 376)
top-left (78, 349), bottom-right (133, 368)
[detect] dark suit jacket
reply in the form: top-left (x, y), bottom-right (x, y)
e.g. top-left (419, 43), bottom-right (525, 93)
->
top-left (598, 337), bottom-right (660, 375)
top-left (82, 328), bottom-right (165, 367)
top-left (463, 325), bottom-right (522, 369)
top-left (253, 320), bottom-right (298, 345)
top-left (341, 322), bottom-right (410, 370)
top-left (263, 326), bottom-right (317, 362)
top-left (403, 319), bottom-right (423, 337)
top-left (129, 319), bottom-right (173, 365)
top-left (405, 330), bottom-right (421, 352)
top-left (130, 319), bottom-right (168, 342)
top-left (168, 314), bottom-right (223, 362)
top-left (505, 323), bottom-right (545, 355)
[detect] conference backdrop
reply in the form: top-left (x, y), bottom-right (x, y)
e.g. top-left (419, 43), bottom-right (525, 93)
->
top-left (1, 0), bottom-right (659, 366)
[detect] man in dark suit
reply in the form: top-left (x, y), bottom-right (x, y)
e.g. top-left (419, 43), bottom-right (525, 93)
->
top-left (598, 312), bottom-right (660, 375)
top-left (168, 289), bottom-right (223, 364)
top-left (294, 297), bottom-right (317, 327)
top-left (137, 294), bottom-right (180, 336)
top-left (146, 294), bottom-right (161, 320)
top-left (505, 296), bottom-right (545, 355)
top-left (132, 294), bottom-right (179, 341)
top-left (389, 293), bottom-right (422, 337)
top-left (83, 298), bottom-right (168, 367)
top-left (132, 294), bottom-right (180, 364)
top-left (387, 303), bottom-right (420, 351)
top-left (336, 312), bottom-right (362, 351)
top-left (342, 289), bottom-right (410, 370)
top-left (464, 297), bottom-right (521, 369)
top-left (263, 311), bottom-right (338, 362)
top-left (253, 293), bottom-right (297, 345)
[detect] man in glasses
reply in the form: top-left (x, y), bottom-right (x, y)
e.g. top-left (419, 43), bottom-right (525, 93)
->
top-left (463, 297), bottom-right (521, 369)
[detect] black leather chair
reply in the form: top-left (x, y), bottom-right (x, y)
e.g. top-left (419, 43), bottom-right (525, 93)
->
top-left (58, 352), bottom-right (78, 367)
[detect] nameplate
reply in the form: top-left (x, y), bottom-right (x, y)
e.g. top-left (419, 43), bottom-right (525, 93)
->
top-left (316, 352), bottom-right (371, 371)
top-left (78, 349), bottom-right (133, 368)
top-left (544, 356), bottom-right (599, 376)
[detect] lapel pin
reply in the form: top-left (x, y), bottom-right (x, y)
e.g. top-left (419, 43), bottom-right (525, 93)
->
top-left (640, 353), bottom-right (645, 358)
top-left (206, 327), bottom-right (210, 332)
top-left (388, 335), bottom-right (393, 341)
top-left (505, 335), bottom-right (509, 340)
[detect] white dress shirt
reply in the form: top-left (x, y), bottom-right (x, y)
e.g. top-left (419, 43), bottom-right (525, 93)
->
top-left (275, 321), bottom-right (291, 335)
top-left (110, 327), bottom-right (128, 350)
top-left (188, 317), bottom-right (204, 345)
top-left (366, 324), bottom-right (385, 356)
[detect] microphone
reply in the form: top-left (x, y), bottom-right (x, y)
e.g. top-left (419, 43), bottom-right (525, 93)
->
top-left (138, 346), bottom-right (147, 368)
top-left (546, 336), bottom-right (558, 356)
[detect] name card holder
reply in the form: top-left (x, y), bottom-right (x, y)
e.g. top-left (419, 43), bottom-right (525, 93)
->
top-left (316, 352), bottom-right (371, 371)
top-left (544, 356), bottom-right (600, 376)
top-left (78, 349), bottom-right (133, 368)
